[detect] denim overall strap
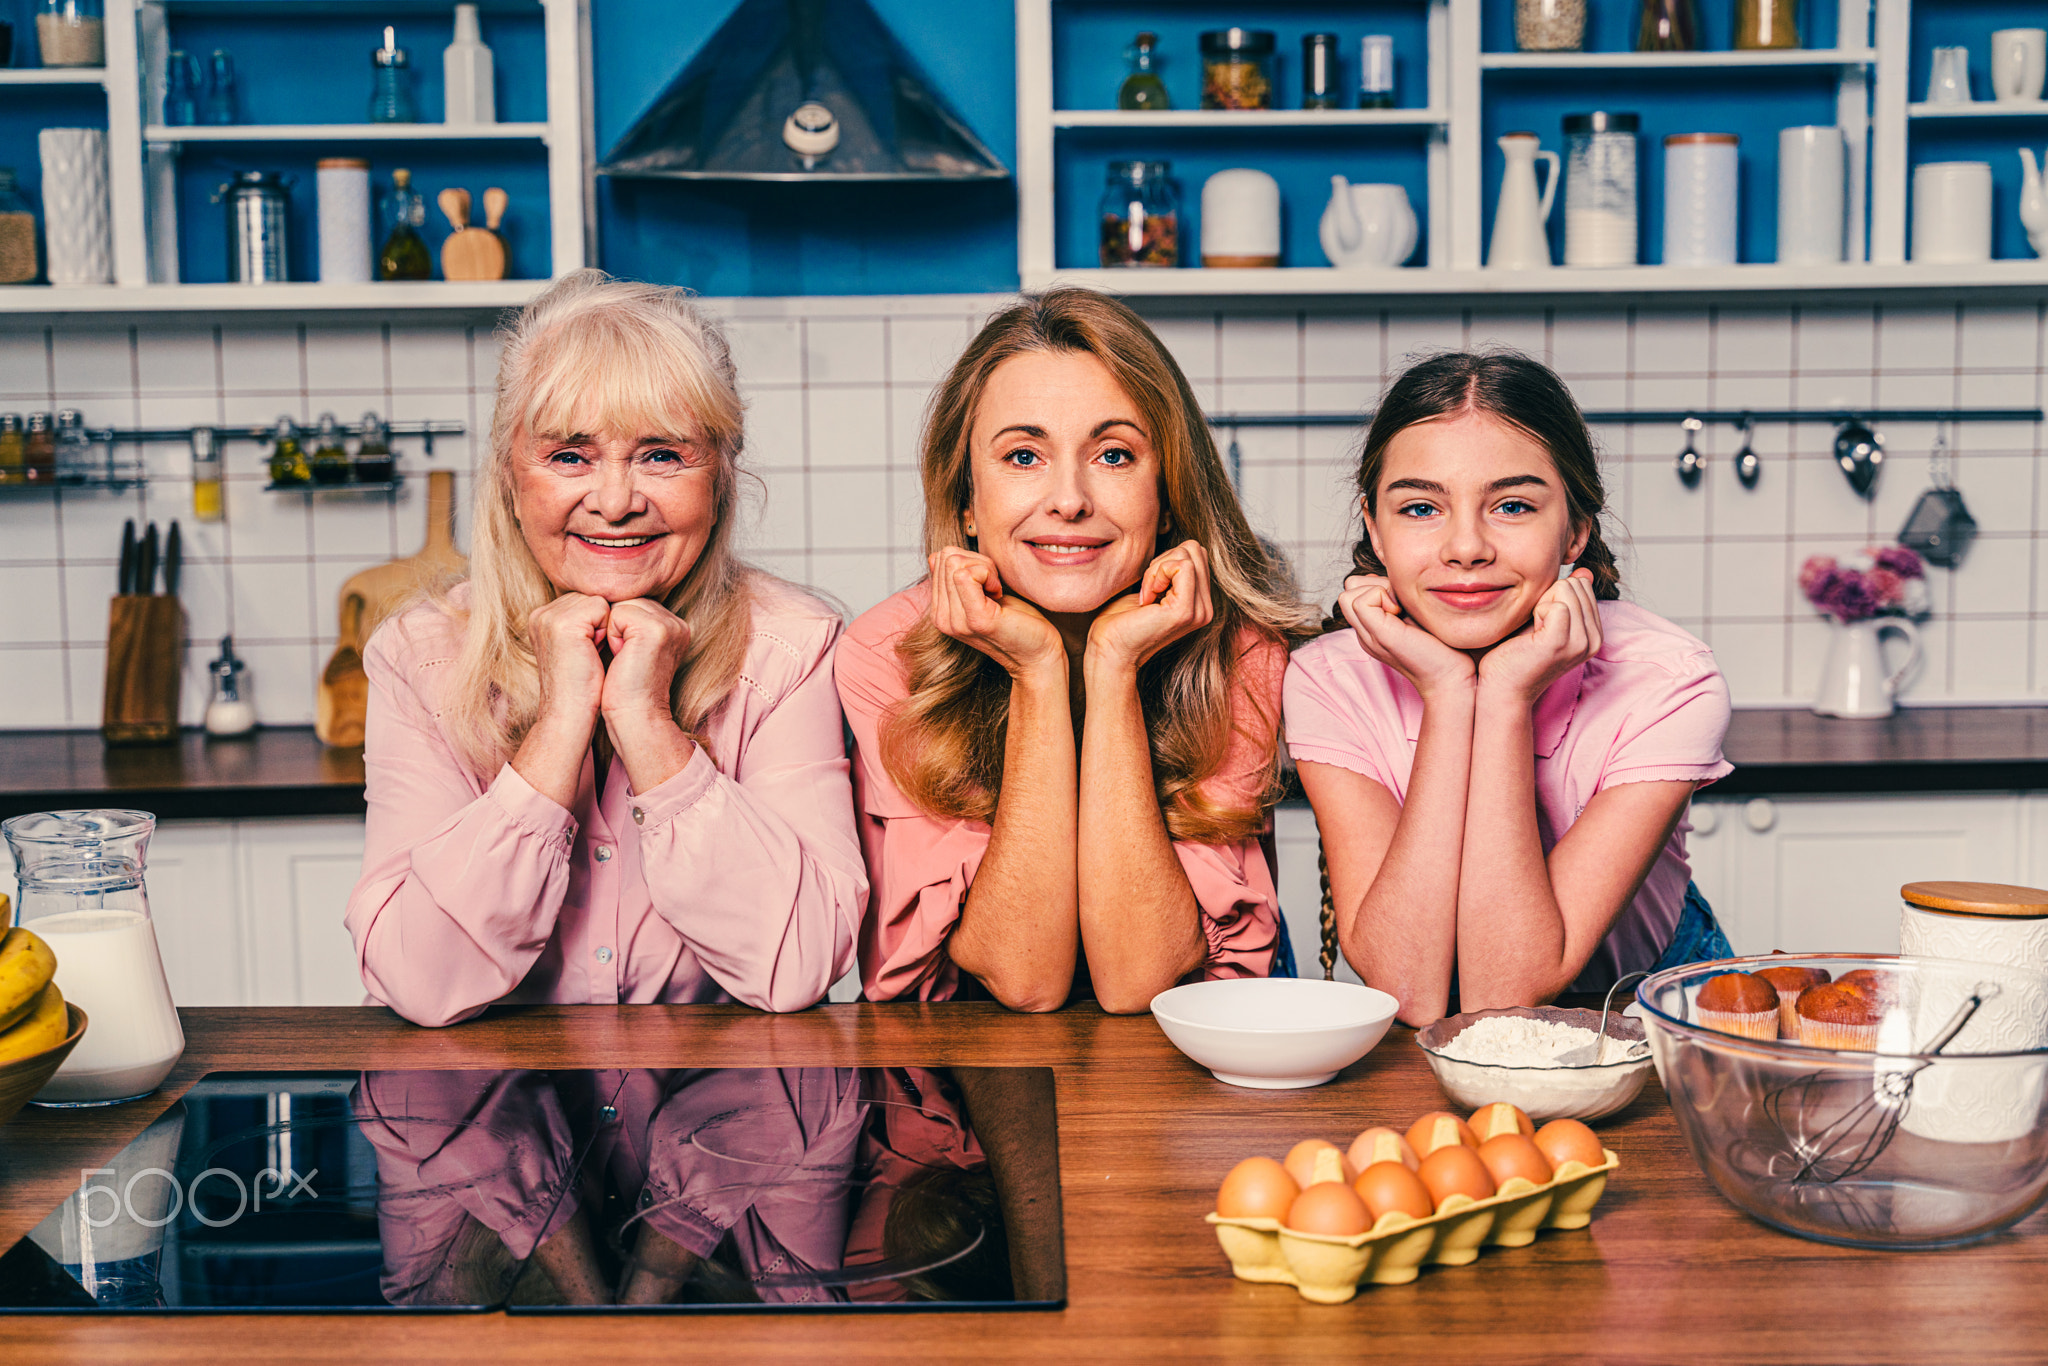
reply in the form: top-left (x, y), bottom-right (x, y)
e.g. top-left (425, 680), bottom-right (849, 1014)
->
top-left (1651, 881), bottom-right (1735, 973)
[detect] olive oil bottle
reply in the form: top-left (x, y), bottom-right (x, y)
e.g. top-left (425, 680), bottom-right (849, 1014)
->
top-left (379, 168), bottom-right (432, 281)
top-left (267, 416), bottom-right (310, 486)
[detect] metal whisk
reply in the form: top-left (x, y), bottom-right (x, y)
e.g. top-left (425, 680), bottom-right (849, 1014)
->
top-left (1761, 983), bottom-right (1999, 1185)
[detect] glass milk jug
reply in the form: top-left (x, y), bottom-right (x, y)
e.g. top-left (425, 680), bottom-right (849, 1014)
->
top-left (3, 810), bottom-right (184, 1105)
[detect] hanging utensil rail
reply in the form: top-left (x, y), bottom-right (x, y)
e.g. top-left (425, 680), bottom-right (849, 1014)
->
top-left (89, 419), bottom-right (465, 454)
top-left (1207, 408), bottom-right (2042, 428)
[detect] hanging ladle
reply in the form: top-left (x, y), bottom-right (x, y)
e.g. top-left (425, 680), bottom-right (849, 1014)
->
top-left (1734, 413), bottom-right (1761, 489)
top-left (1834, 418), bottom-right (1883, 498)
top-left (1675, 415), bottom-right (1705, 488)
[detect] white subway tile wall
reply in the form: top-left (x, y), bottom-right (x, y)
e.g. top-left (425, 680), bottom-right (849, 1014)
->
top-left (0, 300), bottom-right (2041, 729)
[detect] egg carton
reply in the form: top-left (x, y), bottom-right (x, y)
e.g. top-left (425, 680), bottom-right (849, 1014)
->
top-left (1205, 1149), bottom-right (1618, 1304)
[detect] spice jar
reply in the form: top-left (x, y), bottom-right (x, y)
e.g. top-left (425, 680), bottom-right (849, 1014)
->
top-left (1517, 0), bottom-right (1587, 52)
top-left (1099, 160), bottom-right (1179, 268)
top-left (0, 414), bottom-right (24, 484)
top-left (0, 168), bottom-right (37, 285)
top-left (23, 412), bottom-right (56, 482)
top-left (310, 411), bottom-right (351, 484)
top-left (352, 411), bottom-right (394, 483)
top-left (1734, 0), bottom-right (1798, 50)
top-left (1358, 35), bottom-right (1395, 108)
top-left (1200, 29), bottom-right (1274, 111)
top-left (36, 0), bottom-right (103, 68)
top-left (1301, 33), bottom-right (1339, 111)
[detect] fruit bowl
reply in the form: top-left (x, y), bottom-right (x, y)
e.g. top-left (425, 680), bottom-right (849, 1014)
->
top-left (1150, 978), bottom-right (1400, 1088)
top-left (0, 1003), bottom-right (89, 1127)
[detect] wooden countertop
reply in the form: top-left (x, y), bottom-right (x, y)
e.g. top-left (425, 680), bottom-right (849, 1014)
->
top-left (1, 1003), bottom-right (2042, 1362)
top-left (3, 706), bottom-right (2047, 824)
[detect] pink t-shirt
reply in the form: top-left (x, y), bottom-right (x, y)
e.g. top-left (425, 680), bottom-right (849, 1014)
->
top-left (834, 583), bottom-right (1285, 1003)
top-left (1283, 600), bottom-right (1733, 990)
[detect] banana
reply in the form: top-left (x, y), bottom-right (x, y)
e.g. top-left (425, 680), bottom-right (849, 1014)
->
top-left (0, 926), bottom-right (58, 1033)
top-left (0, 981), bottom-right (68, 1063)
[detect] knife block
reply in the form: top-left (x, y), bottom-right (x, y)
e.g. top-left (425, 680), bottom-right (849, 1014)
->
top-left (102, 595), bottom-right (184, 745)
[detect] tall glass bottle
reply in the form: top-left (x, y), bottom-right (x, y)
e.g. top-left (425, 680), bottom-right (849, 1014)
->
top-left (1118, 32), bottom-right (1170, 111)
top-left (200, 48), bottom-right (236, 125)
top-left (162, 50), bottom-right (199, 125)
top-left (369, 26), bottom-right (417, 123)
top-left (379, 168), bottom-right (431, 280)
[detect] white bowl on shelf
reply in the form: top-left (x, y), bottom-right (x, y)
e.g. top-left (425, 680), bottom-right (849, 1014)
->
top-left (1149, 978), bottom-right (1401, 1089)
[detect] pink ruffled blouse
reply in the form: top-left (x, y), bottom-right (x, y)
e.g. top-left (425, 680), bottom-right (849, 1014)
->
top-left (833, 583), bottom-right (1285, 1003)
top-left (344, 577), bottom-right (867, 1026)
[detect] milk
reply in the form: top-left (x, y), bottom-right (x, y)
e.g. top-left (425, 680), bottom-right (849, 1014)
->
top-left (32, 909), bottom-right (184, 1104)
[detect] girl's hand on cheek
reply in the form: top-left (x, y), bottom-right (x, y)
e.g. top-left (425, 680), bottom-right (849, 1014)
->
top-left (1477, 568), bottom-right (1602, 703)
top-left (1087, 540), bottom-right (1214, 671)
top-left (928, 546), bottom-right (1064, 678)
top-left (1338, 573), bottom-right (1475, 699)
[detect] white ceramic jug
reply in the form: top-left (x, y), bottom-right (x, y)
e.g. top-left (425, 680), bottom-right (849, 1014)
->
top-left (1487, 133), bottom-right (1558, 270)
top-left (1319, 177), bottom-right (1418, 269)
top-left (1812, 617), bottom-right (1920, 719)
top-left (2020, 148), bottom-right (2048, 256)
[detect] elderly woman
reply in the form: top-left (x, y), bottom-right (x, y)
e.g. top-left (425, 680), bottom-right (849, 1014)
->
top-left (344, 270), bottom-right (866, 1026)
top-left (834, 289), bottom-right (1316, 1014)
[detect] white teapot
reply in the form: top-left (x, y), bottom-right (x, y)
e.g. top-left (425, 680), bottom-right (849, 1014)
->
top-left (1319, 176), bottom-right (1418, 269)
top-left (2020, 148), bottom-right (2048, 256)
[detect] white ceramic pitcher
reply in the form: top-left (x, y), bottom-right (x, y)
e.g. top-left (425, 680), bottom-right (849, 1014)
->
top-left (1488, 133), bottom-right (1558, 270)
top-left (1812, 617), bottom-right (1921, 719)
top-left (2019, 148), bottom-right (2048, 256)
top-left (1319, 177), bottom-right (1418, 269)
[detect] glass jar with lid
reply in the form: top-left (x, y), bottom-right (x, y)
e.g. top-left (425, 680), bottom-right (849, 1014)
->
top-left (0, 168), bottom-right (37, 285)
top-left (35, 0), bottom-right (104, 69)
top-left (1099, 160), bottom-right (1179, 268)
top-left (1200, 28), bottom-right (1275, 110)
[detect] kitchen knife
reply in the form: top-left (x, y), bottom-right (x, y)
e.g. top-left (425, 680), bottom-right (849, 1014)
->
top-left (138, 522), bottom-right (159, 597)
top-left (163, 522), bottom-right (181, 599)
top-left (118, 519), bottom-right (136, 596)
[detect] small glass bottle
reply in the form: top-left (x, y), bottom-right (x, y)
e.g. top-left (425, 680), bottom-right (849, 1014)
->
top-left (1099, 160), bottom-right (1179, 267)
top-left (35, 0), bottom-right (104, 69)
top-left (370, 26), bottom-right (418, 123)
top-left (1637, 0), bottom-right (1699, 52)
top-left (266, 416), bottom-right (310, 486)
top-left (1301, 33), bottom-right (1340, 111)
top-left (53, 408), bottom-right (94, 482)
top-left (23, 411), bottom-right (56, 482)
top-left (310, 411), bottom-right (351, 484)
top-left (204, 636), bottom-right (256, 737)
top-left (162, 50), bottom-right (199, 126)
top-left (352, 411), bottom-right (394, 483)
top-left (1359, 35), bottom-right (1396, 108)
top-left (0, 414), bottom-right (25, 484)
top-left (379, 168), bottom-right (432, 280)
top-left (190, 426), bottom-right (222, 521)
top-left (1118, 32), bottom-right (1170, 111)
top-left (200, 48), bottom-right (236, 125)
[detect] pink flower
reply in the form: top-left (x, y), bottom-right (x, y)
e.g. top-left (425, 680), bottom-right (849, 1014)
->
top-left (1873, 545), bottom-right (1925, 579)
top-left (1798, 555), bottom-right (1839, 598)
top-left (1868, 568), bottom-right (1904, 609)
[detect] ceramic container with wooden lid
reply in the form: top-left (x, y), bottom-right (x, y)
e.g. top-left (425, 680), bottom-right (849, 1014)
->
top-left (1900, 881), bottom-right (2048, 974)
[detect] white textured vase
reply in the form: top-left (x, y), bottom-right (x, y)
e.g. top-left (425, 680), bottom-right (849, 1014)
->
top-left (38, 128), bottom-right (113, 287)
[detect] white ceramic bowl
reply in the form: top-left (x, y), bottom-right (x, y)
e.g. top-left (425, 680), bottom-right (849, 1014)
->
top-left (1149, 978), bottom-right (1400, 1089)
top-left (1416, 1006), bottom-right (1655, 1122)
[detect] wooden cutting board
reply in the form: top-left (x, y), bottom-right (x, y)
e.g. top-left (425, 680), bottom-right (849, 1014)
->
top-left (316, 470), bottom-right (467, 747)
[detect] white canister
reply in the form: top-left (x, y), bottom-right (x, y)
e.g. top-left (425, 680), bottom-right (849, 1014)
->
top-left (1911, 161), bottom-right (1994, 264)
top-left (316, 157), bottom-right (372, 284)
top-left (37, 127), bottom-right (112, 286)
top-left (1777, 125), bottom-right (1845, 265)
top-left (1200, 168), bottom-right (1281, 268)
top-left (1897, 881), bottom-right (2048, 1143)
top-left (1662, 133), bottom-right (1738, 268)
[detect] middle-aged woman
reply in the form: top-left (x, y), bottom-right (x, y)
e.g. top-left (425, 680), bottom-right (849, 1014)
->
top-left (344, 269), bottom-right (867, 1027)
top-left (835, 289), bottom-right (1317, 1013)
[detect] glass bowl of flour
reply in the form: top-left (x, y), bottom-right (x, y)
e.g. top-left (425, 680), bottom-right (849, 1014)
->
top-left (1415, 1006), bottom-right (1655, 1121)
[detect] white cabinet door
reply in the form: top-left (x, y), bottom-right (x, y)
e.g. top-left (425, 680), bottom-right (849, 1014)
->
top-left (1719, 795), bottom-right (2023, 956)
top-left (238, 816), bottom-right (368, 1007)
top-left (138, 820), bottom-right (246, 1007)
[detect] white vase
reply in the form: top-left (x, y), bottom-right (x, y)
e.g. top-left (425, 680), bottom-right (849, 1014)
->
top-left (38, 127), bottom-right (112, 287)
top-left (1812, 616), bottom-right (1920, 718)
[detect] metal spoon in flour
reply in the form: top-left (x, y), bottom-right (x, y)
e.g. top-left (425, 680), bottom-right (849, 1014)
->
top-left (1557, 970), bottom-right (1652, 1067)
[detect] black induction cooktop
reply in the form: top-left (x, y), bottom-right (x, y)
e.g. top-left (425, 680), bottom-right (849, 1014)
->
top-left (0, 1066), bottom-right (1064, 1314)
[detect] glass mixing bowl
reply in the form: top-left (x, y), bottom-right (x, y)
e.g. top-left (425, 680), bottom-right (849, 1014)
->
top-left (1637, 954), bottom-right (2048, 1249)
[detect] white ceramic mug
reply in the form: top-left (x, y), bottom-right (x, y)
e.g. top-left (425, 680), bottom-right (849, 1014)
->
top-left (1899, 903), bottom-right (2048, 1143)
top-left (1926, 46), bottom-right (1971, 105)
top-left (1911, 161), bottom-right (1994, 264)
top-left (1778, 125), bottom-right (1845, 265)
top-left (1993, 28), bottom-right (2048, 104)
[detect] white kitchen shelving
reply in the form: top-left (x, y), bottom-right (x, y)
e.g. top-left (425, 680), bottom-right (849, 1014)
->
top-left (0, 68), bottom-right (109, 86)
top-left (141, 122), bottom-right (553, 142)
top-left (1478, 47), bottom-right (1877, 71)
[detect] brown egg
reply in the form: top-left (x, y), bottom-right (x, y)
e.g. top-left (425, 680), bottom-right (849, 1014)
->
top-left (1216, 1156), bottom-right (1298, 1220)
top-left (1285, 1181), bottom-right (1372, 1237)
top-left (1405, 1111), bottom-right (1479, 1158)
top-left (1346, 1125), bottom-right (1419, 1173)
top-left (1417, 1144), bottom-right (1497, 1209)
top-left (1477, 1133), bottom-right (1555, 1188)
top-left (1468, 1101), bottom-right (1535, 1142)
top-left (1532, 1118), bottom-right (1605, 1172)
top-left (1352, 1160), bottom-right (1434, 1221)
top-left (1283, 1138), bottom-right (1353, 1189)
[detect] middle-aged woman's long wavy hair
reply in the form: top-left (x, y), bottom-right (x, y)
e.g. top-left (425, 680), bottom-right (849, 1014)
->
top-left (436, 269), bottom-right (756, 779)
top-left (882, 289), bottom-right (1319, 844)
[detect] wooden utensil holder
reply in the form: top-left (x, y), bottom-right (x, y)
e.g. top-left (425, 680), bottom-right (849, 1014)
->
top-left (102, 594), bottom-right (184, 745)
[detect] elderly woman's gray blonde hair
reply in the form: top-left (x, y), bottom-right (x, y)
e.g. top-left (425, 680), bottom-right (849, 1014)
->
top-left (437, 268), bottom-right (758, 777)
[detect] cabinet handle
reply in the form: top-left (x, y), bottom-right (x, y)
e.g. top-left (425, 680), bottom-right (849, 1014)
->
top-left (1744, 798), bottom-right (1777, 833)
top-left (1692, 803), bottom-right (1721, 835)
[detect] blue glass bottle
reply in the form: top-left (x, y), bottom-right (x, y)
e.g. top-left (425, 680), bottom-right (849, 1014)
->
top-left (369, 27), bottom-right (417, 123)
top-left (200, 48), bottom-right (236, 125)
top-left (162, 50), bottom-right (198, 126)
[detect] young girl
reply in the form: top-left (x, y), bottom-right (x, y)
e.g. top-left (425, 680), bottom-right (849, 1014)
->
top-left (1284, 352), bottom-right (1733, 1026)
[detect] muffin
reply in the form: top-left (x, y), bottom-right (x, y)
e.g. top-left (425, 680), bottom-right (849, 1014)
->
top-left (1835, 968), bottom-right (1900, 1007)
top-left (1696, 971), bottom-right (1780, 1040)
top-left (1796, 981), bottom-right (1882, 1051)
top-left (1755, 965), bottom-right (1831, 1041)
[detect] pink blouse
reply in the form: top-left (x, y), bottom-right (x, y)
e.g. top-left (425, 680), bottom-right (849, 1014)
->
top-left (834, 583), bottom-right (1285, 1003)
top-left (1283, 600), bottom-right (1733, 989)
top-left (344, 577), bottom-right (867, 1026)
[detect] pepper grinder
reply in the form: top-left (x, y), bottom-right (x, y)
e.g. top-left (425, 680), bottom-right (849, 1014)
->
top-left (204, 636), bottom-right (255, 737)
